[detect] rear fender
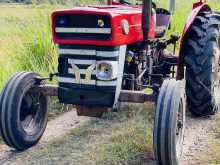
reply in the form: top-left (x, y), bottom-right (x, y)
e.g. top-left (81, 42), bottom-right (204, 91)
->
top-left (177, 3), bottom-right (211, 80)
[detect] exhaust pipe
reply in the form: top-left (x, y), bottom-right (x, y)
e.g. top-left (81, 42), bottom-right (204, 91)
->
top-left (142, 0), bottom-right (152, 41)
top-left (169, 0), bottom-right (176, 14)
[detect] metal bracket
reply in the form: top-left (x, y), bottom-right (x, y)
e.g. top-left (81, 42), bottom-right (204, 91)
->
top-left (31, 85), bottom-right (58, 96)
top-left (32, 85), bottom-right (156, 103)
top-left (119, 90), bottom-right (156, 103)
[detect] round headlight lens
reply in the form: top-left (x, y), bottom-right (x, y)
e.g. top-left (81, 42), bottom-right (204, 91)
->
top-left (121, 19), bottom-right (129, 35)
top-left (96, 62), bottom-right (113, 80)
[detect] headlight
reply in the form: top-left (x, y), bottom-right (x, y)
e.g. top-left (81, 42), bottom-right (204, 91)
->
top-left (96, 61), bottom-right (118, 81)
top-left (57, 16), bottom-right (69, 27)
top-left (121, 19), bottom-right (129, 35)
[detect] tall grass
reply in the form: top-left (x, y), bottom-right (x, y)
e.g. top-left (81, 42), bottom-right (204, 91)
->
top-left (0, 7), bottom-right (57, 89)
top-left (9, 13), bottom-right (57, 75)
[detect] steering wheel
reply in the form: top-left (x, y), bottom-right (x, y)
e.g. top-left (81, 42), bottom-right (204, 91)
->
top-left (118, 0), bottom-right (176, 15)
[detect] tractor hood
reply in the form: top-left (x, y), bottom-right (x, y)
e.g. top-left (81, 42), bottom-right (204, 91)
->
top-left (52, 5), bottom-right (155, 46)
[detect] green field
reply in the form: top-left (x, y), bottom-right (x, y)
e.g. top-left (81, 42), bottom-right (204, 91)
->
top-left (0, 0), bottom-right (220, 164)
top-left (0, 0), bottom-right (220, 89)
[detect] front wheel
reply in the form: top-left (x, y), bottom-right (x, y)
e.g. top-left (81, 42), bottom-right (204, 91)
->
top-left (0, 72), bottom-right (48, 151)
top-left (154, 79), bottom-right (186, 165)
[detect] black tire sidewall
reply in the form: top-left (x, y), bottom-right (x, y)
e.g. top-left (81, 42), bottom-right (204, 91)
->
top-left (184, 12), bottom-right (220, 116)
top-left (1, 72), bottom-right (48, 150)
top-left (154, 79), bottom-right (185, 165)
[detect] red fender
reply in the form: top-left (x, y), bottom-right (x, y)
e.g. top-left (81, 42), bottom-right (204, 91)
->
top-left (177, 2), bottom-right (211, 80)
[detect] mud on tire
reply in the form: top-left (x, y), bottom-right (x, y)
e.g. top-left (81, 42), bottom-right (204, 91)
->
top-left (0, 72), bottom-right (48, 150)
top-left (184, 12), bottom-right (220, 116)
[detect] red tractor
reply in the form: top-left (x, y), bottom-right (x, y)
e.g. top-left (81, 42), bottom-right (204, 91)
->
top-left (0, 0), bottom-right (220, 164)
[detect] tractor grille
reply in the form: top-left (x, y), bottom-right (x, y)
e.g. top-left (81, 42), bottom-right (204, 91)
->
top-left (55, 14), bottom-right (112, 41)
top-left (58, 44), bottom-right (120, 90)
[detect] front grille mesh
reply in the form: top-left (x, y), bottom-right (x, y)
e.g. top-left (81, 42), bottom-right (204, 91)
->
top-left (55, 14), bottom-right (112, 41)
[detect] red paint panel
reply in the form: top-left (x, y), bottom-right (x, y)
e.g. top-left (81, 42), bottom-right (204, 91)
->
top-left (179, 3), bottom-right (210, 54)
top-left (52, 5), bottom-right (155, 46)
top-left (193, 0), bottom-right (207, 9)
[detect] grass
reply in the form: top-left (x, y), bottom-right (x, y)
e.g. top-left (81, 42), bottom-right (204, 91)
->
top-left (7, 103), bottom-right (155, 164)
top-left (0, 5), bottom-right (66, 116)
top-left (0, 5), bottom-right (58, 86)
top-left (1, 0), bottom-right (220, 89)
top-left (0, 0), bottom-right (220, 87)
top-left (8, 13), bottom-right (57, 74)
top-left (0, 0), bottom-right (220, 164)
top-left (47, 98), bottom-right (72, 120)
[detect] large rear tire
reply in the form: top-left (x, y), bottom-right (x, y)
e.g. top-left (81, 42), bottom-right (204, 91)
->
top-left (0, 72), bottom-right (48, 150)
top-left (184, 12), bottom-right (220, 116)
top-left (154, 79), bottom-right (186, 165)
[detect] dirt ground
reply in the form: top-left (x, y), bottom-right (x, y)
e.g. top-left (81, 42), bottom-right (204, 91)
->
top-left (0, 109), bottom-right (216, 165)
top-left (181, 115), bottom-right (215, 165)
top-left (0, 110), bottom-right (89, 164)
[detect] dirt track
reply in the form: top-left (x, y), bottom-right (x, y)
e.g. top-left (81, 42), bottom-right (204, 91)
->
top-left (0, 109), bottom-right (216, 165)
top-left (0, 110), bottom-right (90, 164)
top-left (180, 115), bottom-right (215, 165)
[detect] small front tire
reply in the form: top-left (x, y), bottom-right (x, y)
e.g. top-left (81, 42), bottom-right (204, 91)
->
top-left (154, 79), bottom-right (186, 165)
top-left (0, 72), bottom-right (48, 151)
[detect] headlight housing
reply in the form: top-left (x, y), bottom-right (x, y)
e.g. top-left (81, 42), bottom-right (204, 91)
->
top-left (96, 61), bottom-right (118, 81)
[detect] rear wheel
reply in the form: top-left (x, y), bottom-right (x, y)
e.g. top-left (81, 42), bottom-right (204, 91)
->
top-left (0, 72), bottom-right (48, 150)
top-left (154, 79), bottom-right (186, 165)
top-left (184, 12), bottom-right (220, 116)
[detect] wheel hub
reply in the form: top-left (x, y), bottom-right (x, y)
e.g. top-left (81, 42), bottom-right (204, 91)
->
top-left (20, 91), bottom-right (44, 135)
top-left (176, 99), bottom-right (184, 159)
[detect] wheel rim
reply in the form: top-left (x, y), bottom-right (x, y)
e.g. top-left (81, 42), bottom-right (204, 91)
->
top-left (213, 37), bottom-right (220, 105)
top-left (176, 99), bottom-right (184, 159)
top-left (20, 91), bottom-right (47, 135)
